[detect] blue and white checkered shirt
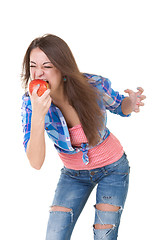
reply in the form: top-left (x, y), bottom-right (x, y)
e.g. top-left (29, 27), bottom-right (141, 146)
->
top-left (21, 73), bottom-right (130, 165)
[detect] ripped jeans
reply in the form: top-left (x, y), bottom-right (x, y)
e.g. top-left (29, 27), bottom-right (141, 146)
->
top-left (46, 153), bottom-right (130, 240)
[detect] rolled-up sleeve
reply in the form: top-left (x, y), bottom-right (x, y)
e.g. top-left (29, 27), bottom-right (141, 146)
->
top-left (21, 94), bottom-right (32, 152)
top-left (101, 76), bottom-right (130, 117)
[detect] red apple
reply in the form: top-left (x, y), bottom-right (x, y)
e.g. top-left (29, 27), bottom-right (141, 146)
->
top-left (29, 79), bottom-right (49, 96)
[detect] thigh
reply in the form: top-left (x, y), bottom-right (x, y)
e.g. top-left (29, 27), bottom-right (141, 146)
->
top-left (52, 167), bottom-right (95, 213)
top-left (46, 167), bottom-right (94, 240)
top-left (96, 153), bottom-right (130, 207)
top-left (94, 153), bottom-right (130, 239)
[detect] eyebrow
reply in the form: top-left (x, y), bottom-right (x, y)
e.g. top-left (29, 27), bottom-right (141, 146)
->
top-left (43, 62), bottom-right (52, 65)
top-left (30, 61), bottom-right (52, 65)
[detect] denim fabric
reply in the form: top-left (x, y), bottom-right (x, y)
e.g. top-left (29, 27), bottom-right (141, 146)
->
top-left (46, 153), bottom-right (130, 240)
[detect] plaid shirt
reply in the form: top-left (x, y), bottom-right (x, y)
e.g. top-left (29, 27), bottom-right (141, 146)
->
top-left (21, 73), bottom-right (130, 165)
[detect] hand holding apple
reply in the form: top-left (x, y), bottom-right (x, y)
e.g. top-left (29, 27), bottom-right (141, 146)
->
top-left (29, 79), bottom-right (51, 119)
top-left (29, 79), bottom-right (49, 96)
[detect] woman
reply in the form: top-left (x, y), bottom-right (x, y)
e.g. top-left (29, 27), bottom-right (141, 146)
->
top-left (21, 34), bottom-right (145, 240)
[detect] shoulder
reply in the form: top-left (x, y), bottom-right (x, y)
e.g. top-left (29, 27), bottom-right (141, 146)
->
top-left (83, 73), bottom-right (111, 91)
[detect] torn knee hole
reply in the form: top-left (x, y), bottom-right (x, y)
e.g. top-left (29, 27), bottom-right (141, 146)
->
top-left (95, 203), bottom-right (120, 212)
top-left (94, 224), bottom-right (113, 230)
top-left (50, 206), bottom-right (72, 212)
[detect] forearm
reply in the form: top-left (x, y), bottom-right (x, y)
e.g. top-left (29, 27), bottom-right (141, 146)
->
top-left (26, 115), bottom-right (46, 170)
top-left (121, 97), bottom-right (133, 115)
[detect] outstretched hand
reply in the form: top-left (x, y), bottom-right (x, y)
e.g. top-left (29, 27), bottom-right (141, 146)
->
top-left (124, 87), bottom-right (146, 113)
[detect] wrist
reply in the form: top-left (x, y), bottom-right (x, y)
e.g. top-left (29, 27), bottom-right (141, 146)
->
top-left (31, 113), bottom-right (45, 126)
top-left (121, 97), bottom-right (133, 115)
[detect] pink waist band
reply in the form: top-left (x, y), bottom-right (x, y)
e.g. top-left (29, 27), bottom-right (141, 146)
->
top-left (58, 132), bottom-right (124, 170)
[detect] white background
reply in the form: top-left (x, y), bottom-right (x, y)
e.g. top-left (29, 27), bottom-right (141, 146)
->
top-left (0, 0), bottom-right (159, 239)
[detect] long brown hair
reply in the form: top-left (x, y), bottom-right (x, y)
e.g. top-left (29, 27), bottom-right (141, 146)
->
top-left (21, 34), bottom-right (104, 146)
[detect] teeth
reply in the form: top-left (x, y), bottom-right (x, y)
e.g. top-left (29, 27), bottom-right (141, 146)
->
top-left (35, 79), bottom-right (49, 83)
top-left (42, 79), bottom-right (49, 83)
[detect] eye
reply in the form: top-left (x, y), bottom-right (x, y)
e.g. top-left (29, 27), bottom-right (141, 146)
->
top-left (44, 66), bottom-right (53, 69)
top-left (30, 65), bottom-right (36, 68)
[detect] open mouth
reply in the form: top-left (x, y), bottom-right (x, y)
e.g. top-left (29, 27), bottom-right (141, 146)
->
top-left (34, 79), bottom-right (49, 84)
top-left (44, 80), bottom-right (50, 88)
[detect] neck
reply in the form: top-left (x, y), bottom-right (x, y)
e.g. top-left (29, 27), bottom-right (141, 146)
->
top-left (51, 86), bottom-right (68, 107)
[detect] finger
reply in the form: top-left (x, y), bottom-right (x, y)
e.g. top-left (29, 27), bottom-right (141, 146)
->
top-left (137, 87), bottom-right (144, 94)
top-left (138, 95), bottom-right (146, 100)
top-left (140, 102), bottom-right (144, 106)
top-left (134, 108), bottom-right (140, 113)
top-left (40, 89), bottom-right (51, 99)
top-left (136, 102), bottom-right (144, 106)
top-left (32, 84), bottom-right (40, 95)
top-left (124, 89), bottom-right (133, 95)
top-left (45, 94), bottom-right (52, 104)
top-left (46, 96), bottom-right (52, 107)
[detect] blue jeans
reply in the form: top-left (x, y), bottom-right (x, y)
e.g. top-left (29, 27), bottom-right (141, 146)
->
top-left (46, 153), bottom-right (130, 240)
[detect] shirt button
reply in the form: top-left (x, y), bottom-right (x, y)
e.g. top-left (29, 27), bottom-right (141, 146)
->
top-left (46, 127), bottom-right (48, 130)
top-left (90, 171), bottom-right (95, 176)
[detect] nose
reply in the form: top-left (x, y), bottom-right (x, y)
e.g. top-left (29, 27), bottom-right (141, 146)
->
top-left (34, 68), bottom-right (44, 79)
